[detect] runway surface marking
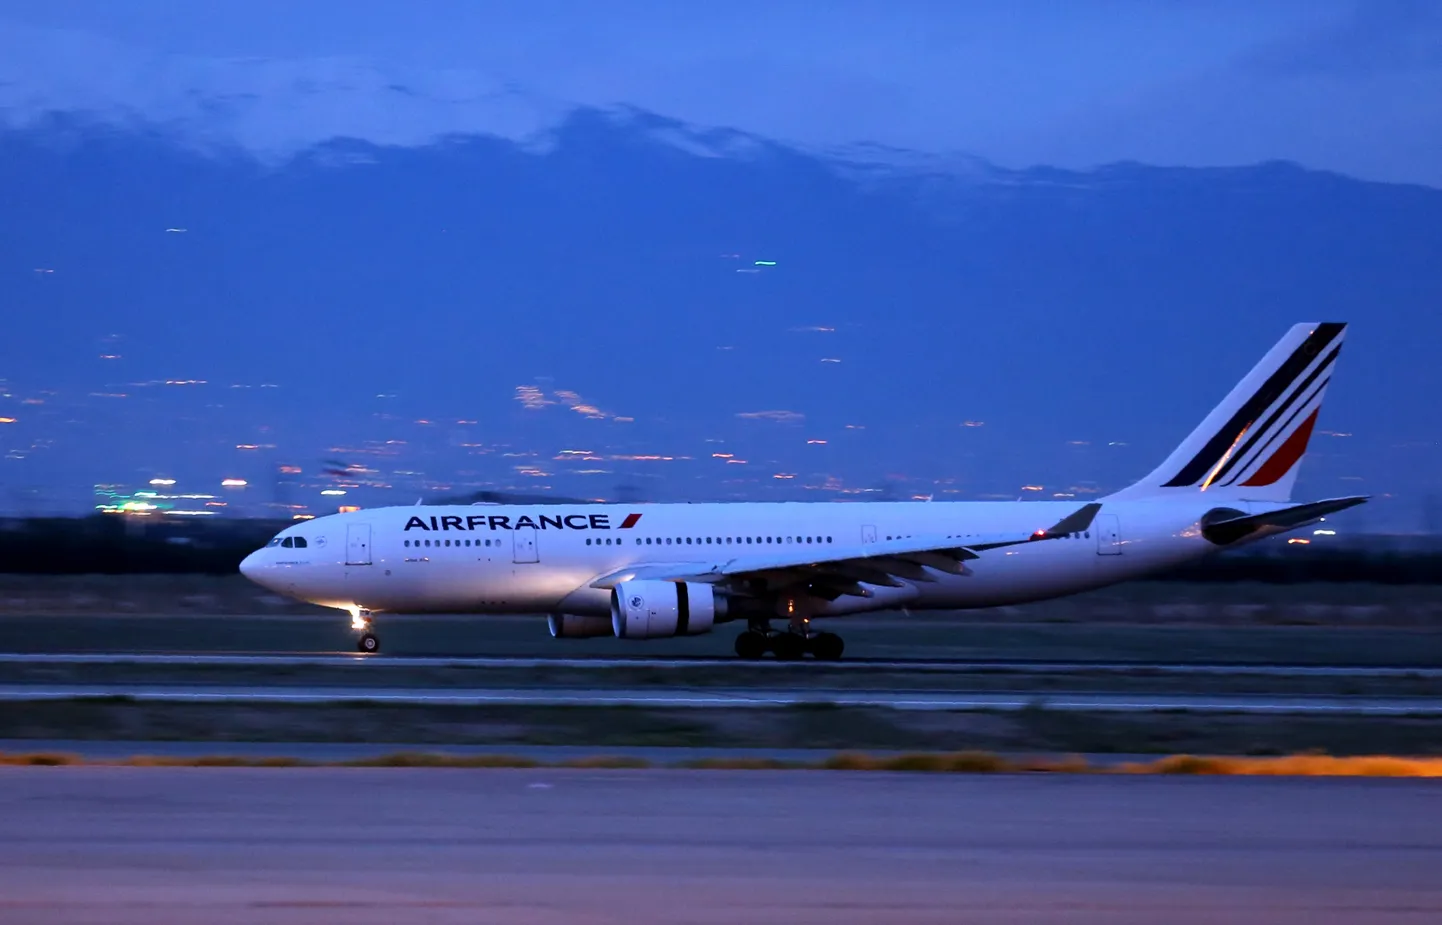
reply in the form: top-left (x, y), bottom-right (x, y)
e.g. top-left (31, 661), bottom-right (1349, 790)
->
top-left (1, 683), bottom-right (1438, 713)
top-left (0, 651), bottom-right (1435, 676)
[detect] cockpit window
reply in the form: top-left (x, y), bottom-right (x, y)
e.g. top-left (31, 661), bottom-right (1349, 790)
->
top-left (293, 537), bottom-right (308, 549)
top-left (267, 538), bottom-right (281, 547)
top-left (281, 537), bottom-right (294, 548)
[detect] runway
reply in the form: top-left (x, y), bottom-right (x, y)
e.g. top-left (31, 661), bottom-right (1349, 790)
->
top-left (2, 651), bottom-right (1437, 677)
top-left (4, 612), bottom-right (1437, 668)
top-left (3, 682), bottom-right (1439, 713)
top-left (0, 769), bottom-right (1438, 924)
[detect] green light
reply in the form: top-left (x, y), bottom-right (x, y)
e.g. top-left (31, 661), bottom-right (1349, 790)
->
top-left (755, 260), bottom-right (777, 266)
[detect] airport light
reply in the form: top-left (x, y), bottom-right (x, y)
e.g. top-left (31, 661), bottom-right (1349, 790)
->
top-left (221, 478), bottom-right (247, 487)
top-left (149, 478), bottom-right (176, 486)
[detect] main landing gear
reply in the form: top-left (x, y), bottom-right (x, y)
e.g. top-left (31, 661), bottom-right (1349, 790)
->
top-left (351, 608), bottom-right (379, 654)
top-left (734, 623), bottom-right (844, 661)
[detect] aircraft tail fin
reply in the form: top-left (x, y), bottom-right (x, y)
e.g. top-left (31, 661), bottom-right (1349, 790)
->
top-left (1108, 322), bottom-right (1347, 503)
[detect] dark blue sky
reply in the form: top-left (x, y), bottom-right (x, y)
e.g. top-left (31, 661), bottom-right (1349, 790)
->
top-left (2, 0), bottom-right (1441, 185)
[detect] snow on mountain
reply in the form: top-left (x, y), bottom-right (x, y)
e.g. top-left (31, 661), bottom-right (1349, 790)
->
top-left (0, 23), bottom-right (993, 181)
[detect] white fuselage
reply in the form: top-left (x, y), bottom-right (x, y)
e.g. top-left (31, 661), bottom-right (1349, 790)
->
top-left (239, 498), bottom-right (1238, 619)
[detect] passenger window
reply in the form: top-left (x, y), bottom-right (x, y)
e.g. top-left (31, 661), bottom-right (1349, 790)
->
top-left (586, 538), bottom-right (592, 546)
top-left (424, 539), bottom-right (431, 547)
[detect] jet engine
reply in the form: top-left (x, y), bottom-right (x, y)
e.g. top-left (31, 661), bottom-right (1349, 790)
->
top-left (547, 613), bottom-right (616, 638)
top-left (611, 580), bottom-right (723, 639)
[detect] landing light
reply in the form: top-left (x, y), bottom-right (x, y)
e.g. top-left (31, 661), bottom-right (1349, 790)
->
top-left (1313, 529), bottom-right (1336, 536)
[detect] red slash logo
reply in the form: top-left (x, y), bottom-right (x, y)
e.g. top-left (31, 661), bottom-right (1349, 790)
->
top-left (619, 513), bottom-right (643, 529)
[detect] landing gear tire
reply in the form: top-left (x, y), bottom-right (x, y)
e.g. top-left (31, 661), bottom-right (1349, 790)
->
top-left (771, 632), bottom-right (806, 661)
top-left (357, 632), bottom-right (379, 654)
top-left (735, 631), bottom-right (768, 660)
top-left (809, 632), bottom-right (844, 661)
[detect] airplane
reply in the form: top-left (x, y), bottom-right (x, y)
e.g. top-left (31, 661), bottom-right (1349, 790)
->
top-left (240, 322), bottom-right (1366, 659)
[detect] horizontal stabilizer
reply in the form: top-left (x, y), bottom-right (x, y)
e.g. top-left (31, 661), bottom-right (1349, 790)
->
top-left (1201, 496), bottom-right (1369, 546)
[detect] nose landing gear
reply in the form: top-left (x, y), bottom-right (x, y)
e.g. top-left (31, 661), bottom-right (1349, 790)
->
top-left (350, 608), bottom-right (379, 654)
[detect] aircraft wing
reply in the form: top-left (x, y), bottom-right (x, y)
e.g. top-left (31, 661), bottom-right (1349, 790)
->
top-left (588, 503), bottom-right (1104, 599)
top-left (1200, 496), bottom-right (1369, 545)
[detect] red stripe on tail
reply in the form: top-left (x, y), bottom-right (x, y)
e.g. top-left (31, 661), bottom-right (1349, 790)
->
top-left (1241, 409), bottom-right (1319, 487)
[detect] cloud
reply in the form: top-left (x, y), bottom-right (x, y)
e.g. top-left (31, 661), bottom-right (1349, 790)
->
top-left (736, 411), bottom-right (805, 424)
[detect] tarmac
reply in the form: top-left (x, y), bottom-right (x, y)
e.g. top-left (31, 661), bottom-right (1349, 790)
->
top-left (4, 651), bottom-right (1438, 676)
top-left (0, 768), bottom-right (1437, 924)
top-left (3, 682), bottom-right (1439, 713)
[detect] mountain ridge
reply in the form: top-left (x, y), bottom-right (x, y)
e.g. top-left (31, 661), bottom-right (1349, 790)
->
top-left (0, 108), bottom-right (1438, 526)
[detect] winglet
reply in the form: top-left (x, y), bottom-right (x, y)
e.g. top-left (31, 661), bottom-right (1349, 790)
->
top-left (1036, 502), bottom-right (1103, 539)
top-left (969, 503), bottom-right (1104, 552)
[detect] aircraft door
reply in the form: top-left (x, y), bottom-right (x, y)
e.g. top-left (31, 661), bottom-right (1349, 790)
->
top-left (346, 524), bottom-right (373, 566)
top-left (861, 525), bottom-right (878, 544)
top-left (1095, 514), bottom-right (1122, 555)
top-left (513, 526), bottom-right (539, 564)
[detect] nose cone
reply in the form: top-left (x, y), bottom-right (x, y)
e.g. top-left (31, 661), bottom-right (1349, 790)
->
top-left (239, 551), bottom-right (265, 585)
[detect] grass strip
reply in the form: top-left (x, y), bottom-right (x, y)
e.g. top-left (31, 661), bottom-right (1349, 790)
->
top-left (4, 749), bottom-right (1442, 776)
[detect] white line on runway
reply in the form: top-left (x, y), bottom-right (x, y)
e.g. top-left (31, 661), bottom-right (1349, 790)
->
top-left (1, 684), bottom-right (1440, 714)
top-left (0, 652), bottom-right (1435, 677)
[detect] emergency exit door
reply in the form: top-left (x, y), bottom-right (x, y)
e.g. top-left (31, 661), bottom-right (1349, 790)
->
top-left (1095, 514), bottom-right (1123, 555)
top-left (513, 526), bottom-right (538, 564)
top-left (346, 523), bottom-right (372, 565)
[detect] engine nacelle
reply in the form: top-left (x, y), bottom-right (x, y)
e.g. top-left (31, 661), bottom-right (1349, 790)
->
top-left (611, 580), bottom-right (721, 639)
top-left (547, 613), bottom-right (616, 639)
